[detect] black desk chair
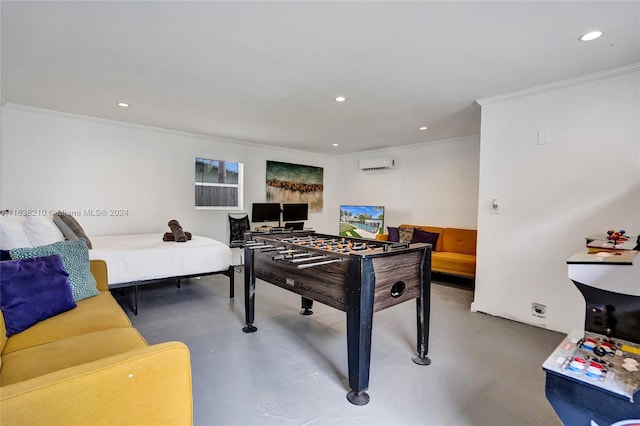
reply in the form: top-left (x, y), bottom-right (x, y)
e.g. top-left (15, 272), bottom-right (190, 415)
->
top-left (228, 214), bottom-right (250, 244)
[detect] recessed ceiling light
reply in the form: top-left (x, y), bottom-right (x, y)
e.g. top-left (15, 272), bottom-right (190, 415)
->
top-left (332, 143), bottom-right (339, 147)
top-left (117, 102), bottom-right (130, 108)
top-left (579, 31), bottom-right (603, 42)
top-left (419, 126), bottom-right (428, 131)
top-left (335, 96), bottom-right (346, 102)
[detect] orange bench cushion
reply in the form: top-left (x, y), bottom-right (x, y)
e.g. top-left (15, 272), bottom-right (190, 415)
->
top-left (440, 228), bottom-right (477, 255)
top-left (376, 225), bottom-right (476, 278)
top-left (2, 291), bottom-right (131, 355)
top-left (1, 328), bottom-right (148, 386)
top-left (432, 252), bottom-right (476, 278)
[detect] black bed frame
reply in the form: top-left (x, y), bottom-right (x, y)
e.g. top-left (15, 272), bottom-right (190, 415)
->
top-left (110, 266), bottom-right (235, 315)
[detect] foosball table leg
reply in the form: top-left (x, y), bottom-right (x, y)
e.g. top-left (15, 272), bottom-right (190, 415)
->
top-left (412, 250), bottom-right (432, 366)
top-left (242, 247), bottom-right (257, 333)
top-left (412, 294), bottom-right (431, 365)
top-left (346, 390), bottom-right (370, 406)
top-left (300, 296), bottom-right (314, 315)
top-left (345, 257), bottom-right (375, 405)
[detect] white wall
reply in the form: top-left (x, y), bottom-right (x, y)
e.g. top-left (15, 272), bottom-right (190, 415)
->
top-left (474, 69), bottom-right (640, 334)
top-left (325, 136), bottom-right (480, 233)
top-left (1, 105), bottom-right (481, 242)
top-left (3, 70), bottom-right (636, 335)
top-left (0, 105), bottom-right (336, 242)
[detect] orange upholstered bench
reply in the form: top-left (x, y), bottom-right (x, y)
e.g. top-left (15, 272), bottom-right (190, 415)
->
top-left (377, 225), bottom-right (477, 278)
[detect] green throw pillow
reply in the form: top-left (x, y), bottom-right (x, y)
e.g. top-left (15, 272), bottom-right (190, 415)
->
top-left (10, 239), bottom-right (99, 301)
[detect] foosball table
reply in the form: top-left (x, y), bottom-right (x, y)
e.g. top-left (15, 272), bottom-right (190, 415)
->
top-left (241, 231), bottom-right (433, 405)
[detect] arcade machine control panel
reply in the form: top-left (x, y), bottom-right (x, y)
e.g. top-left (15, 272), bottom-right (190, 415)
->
top-left (544, 330), bottom-right (640, 401)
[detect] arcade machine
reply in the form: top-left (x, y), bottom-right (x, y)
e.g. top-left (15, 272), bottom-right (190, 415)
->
top-left (543, 231), bottom-right (640, 425)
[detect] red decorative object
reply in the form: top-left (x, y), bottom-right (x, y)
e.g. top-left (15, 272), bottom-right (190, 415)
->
top-left (606, 229), bottom-right (629, 244)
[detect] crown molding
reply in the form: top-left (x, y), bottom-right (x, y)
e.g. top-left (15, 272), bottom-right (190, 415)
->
top-left (336, 134), bottom-right (480, 160)
top-left (2, 103), bottom-right (332, 159)
top-left (476, 62), bottom-right (640, 106)
top-left (3, 103), bottom-right (481, 159)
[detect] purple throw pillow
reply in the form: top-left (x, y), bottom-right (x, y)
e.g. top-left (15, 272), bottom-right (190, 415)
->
top-left (411, 228), bottom-right (439, 249)
top-left (387, 226), bottom-right (400, 242)
top-left (0, 254), bottom-right (76, 336)
top-left (0, 250), bottom-right (11, 261)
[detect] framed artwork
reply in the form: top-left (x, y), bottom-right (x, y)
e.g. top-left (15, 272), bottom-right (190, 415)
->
top-left (195, 158), bottom-right (244, 210)
top-left (266, 161), bottom-right (323, 211)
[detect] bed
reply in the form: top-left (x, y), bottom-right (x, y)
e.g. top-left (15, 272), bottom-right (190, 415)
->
top-left (88, 233), bottom-right (234, 314)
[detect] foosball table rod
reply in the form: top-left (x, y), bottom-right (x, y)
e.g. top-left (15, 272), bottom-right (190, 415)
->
top-left (296, 258), bottom-right (343, 269)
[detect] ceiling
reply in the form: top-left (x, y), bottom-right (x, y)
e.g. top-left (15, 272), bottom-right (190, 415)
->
top-left (2, 1), bottom-right (639, 155)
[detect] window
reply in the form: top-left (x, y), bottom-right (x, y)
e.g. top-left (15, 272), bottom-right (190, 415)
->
top-left (195, 158), bottom-right (243, 210)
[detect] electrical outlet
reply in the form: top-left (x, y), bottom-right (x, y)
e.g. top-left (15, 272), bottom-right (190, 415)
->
top-left (537, 130), bottom-right (549, 145)
top-left (491, 198), bottom-right (500, 214)
top-left (532, 302), bottom-right (547, 318)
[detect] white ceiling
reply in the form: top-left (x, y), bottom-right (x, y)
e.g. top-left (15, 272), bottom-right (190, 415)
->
top-left (2, 1), bottom-right (639, 155)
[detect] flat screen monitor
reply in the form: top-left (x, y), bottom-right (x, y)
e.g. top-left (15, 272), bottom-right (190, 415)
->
top-left (339, 205), bottom-right (385, 238)
top-left (282, 203), bottom-right (308, 222)
top-left (251, 203), bottom-right (281, 223)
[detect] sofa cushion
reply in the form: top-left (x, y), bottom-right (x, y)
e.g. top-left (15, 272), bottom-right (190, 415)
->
top-left (89, 259), bottom-right (109, 292)
top-left (386, 226), bottom-right (399, 242)
top-left (398, 226), bottom-right (414, 243)
top-left (440, 228), bottom-right (477, 255)
top-left (10, 239), bottom-right (99, 302)
top-left (399, 225), bottom-right (446, 251)
top-left (2, 291), bottom-right (131, 355)
top-left (432, 252), bottom-right (476, 277)
top-left (0, 254), bottom-right (77, 337)
top-left (0, 342), bottom-right (193, 426)
top-left (411, 228), bottom-right (439, 247)
top-left (1, 327), bottom-right (148, 386)
top-left (0, 313), bottom-right (6, 363)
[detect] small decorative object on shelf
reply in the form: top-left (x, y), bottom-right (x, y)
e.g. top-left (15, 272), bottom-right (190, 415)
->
top-left (606, 229), bottom-right (627, 247)
top-left (585, 229), bottom-right (636, 253)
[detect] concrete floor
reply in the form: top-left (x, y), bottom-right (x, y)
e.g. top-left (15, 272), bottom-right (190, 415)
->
top-left (114, 272), bottom-right (564, 426)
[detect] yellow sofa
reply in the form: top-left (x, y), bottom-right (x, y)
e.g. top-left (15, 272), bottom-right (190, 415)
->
top-left (1, 260), bottom-right (193, 425)
top-left (377, 225), bottom-right (477, 278)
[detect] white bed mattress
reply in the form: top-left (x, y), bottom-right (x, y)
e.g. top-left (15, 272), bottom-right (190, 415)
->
top-left (88, 233), bottom-right (232, 286)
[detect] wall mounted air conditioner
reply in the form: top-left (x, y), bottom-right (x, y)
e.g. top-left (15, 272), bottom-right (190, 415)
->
top-left (358, 157), bottom-right (395, 171)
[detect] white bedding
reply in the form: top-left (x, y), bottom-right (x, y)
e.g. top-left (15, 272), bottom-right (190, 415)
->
top-left (88, 233), bottom-right (232, 286)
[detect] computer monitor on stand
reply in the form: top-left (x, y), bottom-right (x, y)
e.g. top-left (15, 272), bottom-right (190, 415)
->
top-left (282, 203), bottom-right (308, 230)
top-left (251, 203), bottom-right (281, 228)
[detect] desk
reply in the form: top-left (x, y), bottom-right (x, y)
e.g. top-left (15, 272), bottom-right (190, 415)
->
top-left (242, 232), bottom-right (432, 405)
